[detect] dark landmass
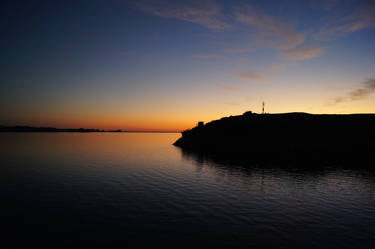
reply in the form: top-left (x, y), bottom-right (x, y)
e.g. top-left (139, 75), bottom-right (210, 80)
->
top-left (174, 112), bottom-right (375, 166)
top-left (0, 126), bottom-right (122, 133)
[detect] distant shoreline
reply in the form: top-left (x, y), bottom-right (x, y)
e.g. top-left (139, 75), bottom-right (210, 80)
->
top-left (0, 126), bottom-right (179, 133)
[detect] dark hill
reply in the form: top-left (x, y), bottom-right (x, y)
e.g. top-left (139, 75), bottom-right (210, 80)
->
top-left (174, 112), bottom-right (375, 165)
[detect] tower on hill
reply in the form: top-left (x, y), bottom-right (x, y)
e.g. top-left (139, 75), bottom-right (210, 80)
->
top-left (262, 101), bottom-right (265, 114)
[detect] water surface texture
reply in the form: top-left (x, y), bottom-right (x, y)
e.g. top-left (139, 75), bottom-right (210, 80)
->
top-left (2, 133), bottom-right (375, 248)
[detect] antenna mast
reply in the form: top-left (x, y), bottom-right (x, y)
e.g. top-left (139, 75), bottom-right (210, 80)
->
top-left (262, 101), bottom-right (265, 114)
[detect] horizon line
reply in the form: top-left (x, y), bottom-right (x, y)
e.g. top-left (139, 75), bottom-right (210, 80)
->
top-left (0, 125), bottom-right (182, 133)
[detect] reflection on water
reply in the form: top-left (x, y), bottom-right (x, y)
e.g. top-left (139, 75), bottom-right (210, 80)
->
top-left (1, 133), bottom-right (375, 249)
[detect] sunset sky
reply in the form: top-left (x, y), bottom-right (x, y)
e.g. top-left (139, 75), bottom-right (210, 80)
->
top-left (1, 0), bottom-right (375, 131)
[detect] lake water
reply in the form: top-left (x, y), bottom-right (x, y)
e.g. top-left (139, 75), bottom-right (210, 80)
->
top-left (1, 133), bottom-right (375, 248)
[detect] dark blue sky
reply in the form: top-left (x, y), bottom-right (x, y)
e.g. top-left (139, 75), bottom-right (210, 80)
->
top-left (1, 0), bottom-right (375, 130)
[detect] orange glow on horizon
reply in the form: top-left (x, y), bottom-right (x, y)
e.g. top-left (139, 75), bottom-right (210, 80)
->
top-left (2, 94), bottom-right (375, 131)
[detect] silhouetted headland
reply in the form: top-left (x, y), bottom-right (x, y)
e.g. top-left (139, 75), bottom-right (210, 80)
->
top-left (174, 112), bottom-right (375, 166)
top-left (0, 126), bottom-right (122, 133)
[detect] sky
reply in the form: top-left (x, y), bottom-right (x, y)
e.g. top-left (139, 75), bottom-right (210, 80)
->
top-left (1, 0), bottom-right (375, 131)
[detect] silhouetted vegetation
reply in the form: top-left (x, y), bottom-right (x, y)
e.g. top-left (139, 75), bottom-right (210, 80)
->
top-left (174, 112), bottom-right (375, 166)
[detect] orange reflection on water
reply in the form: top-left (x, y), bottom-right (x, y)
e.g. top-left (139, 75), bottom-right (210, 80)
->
top-left (1, 132), bottom-right (182, 170)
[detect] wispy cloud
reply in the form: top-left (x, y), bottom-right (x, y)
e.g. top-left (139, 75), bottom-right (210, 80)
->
top-left (265, 64), bottom-right (284, 72)
top-left (282, 45), bottom-right (326, 60)
top-left (192, 54), bottom-right (225, 59)
top-left (234, 5), bottom-right (305, 50)
top-left (232, 72), bottom-right (269, 83)
top-left (332, 79), bottom-right (375, 104)
top-left (137, 1), bottom-right (328, 63)
top-left (315, 4), bottom-right (375, 40)
top-left (216, 83), bottom-right (238, 91)
top-left (224, 47), bottom-right (254, 55)
top-left (135, 0), bottom-right (231, 30)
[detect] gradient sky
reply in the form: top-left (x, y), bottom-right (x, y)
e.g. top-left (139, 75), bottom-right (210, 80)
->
top-left (1, 0), bottom-right (375, 131)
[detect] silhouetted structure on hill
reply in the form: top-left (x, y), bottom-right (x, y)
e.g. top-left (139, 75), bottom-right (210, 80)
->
top-left (174, 112), bottom-right (375, 165)
top-left (262, 102), bottom-right (265, 114)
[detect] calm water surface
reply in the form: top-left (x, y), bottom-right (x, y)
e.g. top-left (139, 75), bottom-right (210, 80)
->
top-left (1, 133), bottom-right (375, 248)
